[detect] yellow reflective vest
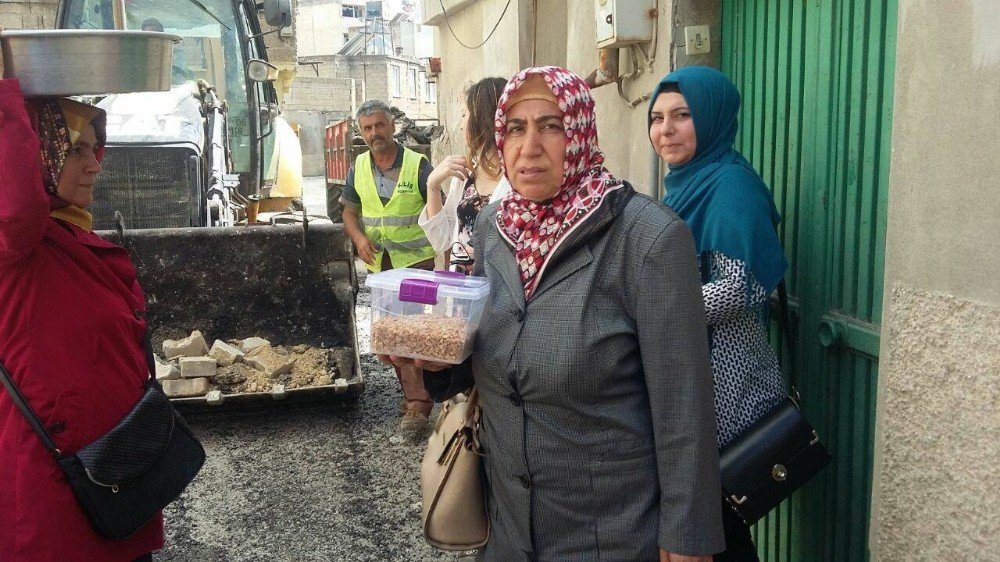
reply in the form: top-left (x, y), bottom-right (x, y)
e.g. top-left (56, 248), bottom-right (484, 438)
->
top-left (354, 147), bottom-right (436, 272)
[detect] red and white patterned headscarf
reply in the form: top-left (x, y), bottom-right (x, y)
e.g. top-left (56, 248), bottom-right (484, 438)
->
top-left (495, 66), bottom-right (624, 300)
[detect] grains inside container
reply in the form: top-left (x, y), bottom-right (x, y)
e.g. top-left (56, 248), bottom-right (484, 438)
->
top-left (365, 268), bottom-right (490, 364)
top-left (371, 314), bottom-right (469, 363)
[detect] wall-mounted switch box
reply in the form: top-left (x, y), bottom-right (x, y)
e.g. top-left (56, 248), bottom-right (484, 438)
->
top-left (595, 0), bottom-right (656, 49)
top-left (684, 25), bottom-right (711, 55)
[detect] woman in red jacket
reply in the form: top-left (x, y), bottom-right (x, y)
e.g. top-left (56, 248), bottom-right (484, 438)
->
top-left (0, 78), bottom-right (164, 560)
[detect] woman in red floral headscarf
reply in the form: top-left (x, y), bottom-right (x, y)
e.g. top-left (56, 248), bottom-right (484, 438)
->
top-left (0, 77), bottom-right (164, 560)
top-left (388, 67), bottom-right (725, 560)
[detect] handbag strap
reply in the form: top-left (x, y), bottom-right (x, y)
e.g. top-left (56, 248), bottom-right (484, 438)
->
top-left (464, 387), bottom-right (482, 429)
top-left (460, 387), bottom-right (483, 453)
top-left (776, 279), bottom-right (799, 396)
top-left (0, 330), bottom-right (160, 458)
top-left (142, 330), bottom-right (165, 393)
top-left (0, 358), bottom-right (62, 457)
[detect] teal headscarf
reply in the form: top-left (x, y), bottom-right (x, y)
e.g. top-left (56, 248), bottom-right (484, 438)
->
top-left (649, 66), bottom-right (787, 293)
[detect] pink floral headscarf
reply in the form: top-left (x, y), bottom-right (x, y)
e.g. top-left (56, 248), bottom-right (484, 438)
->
top-left (495, 66), bottom-right (624, 300)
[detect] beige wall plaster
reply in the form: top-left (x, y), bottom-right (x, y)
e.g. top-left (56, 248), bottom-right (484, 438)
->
top-left (424, 0), bottom-right (522, 162)
top-left (871, 285), bottom-right (1000, 558)
top-left (874, 2), bottom-right (1000, 556)
top-left (425, 0), bottom-right (720, 197)
top-left (882, 0), bottom-right (1000, 305)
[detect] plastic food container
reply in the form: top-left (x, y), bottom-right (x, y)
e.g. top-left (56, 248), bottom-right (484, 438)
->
top-left (365, 269), bottom-right (490, 364)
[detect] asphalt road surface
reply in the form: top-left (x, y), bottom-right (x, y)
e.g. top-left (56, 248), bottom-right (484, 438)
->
top-left (156, 179), bottom-right (459, 561)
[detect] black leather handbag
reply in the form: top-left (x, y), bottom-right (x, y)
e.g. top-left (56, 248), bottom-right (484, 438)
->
top-left (718, 280), bottom-right (832, 524)
top-left (0, 334), bottom-right (206, 540)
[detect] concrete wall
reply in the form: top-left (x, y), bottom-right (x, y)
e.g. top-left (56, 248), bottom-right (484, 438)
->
top-left (289, 54), bottom-right (434, 118)
top-left (0, 0), bottom-right (58, 29)
top-left (385, 57), bottom-right (437, 119)
top-left (298, 3), bottom-right (345, 57)
top-left (422, 0), bottom-right (524, 162)
top-left (284, 53), bottom-right (436, 176)
top-left (286, 55), bottom-right (364, 112)
top-left (564, 0), bottom-right (718, 197)
top-left (423, 0), bottom-right (718, 196)
top-left (284, 109), bottom-right (346, 176)
top-left (284, 55), bottom-right (365, 177)
top-left (870, 0), bottom-right (1000, 558)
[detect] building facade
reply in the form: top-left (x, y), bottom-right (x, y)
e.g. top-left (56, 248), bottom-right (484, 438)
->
top-left (288, 4), bottom-right (438, 175)
top-left (422, 0), bottom-right (716, 196)
top-left (423, 0), bottom-right (1000, 559)
top-left (0, 0), bottom-right (59, 29)
top-left (290, 43), bottom-right (436, 119)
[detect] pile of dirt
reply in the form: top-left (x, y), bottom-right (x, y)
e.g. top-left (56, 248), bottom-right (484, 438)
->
top-left (288, 347), bottom-right (335, 389)
top-left (211, 344), bottom-right (344, 395)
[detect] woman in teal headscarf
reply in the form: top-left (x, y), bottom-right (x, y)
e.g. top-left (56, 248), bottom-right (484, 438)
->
top-left (648, 66), bottom-right (787, 561)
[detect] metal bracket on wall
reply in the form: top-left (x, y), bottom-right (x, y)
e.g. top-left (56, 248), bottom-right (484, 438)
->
top-left (297, 60), bottom-right (323, 77)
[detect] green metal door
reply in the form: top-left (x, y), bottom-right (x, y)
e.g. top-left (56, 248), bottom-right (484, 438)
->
top-left (720, 0), bottom-right (897, 560)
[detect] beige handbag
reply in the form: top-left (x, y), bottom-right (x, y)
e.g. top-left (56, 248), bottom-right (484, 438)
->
top-left (421, 388), bottom-right (490, 550)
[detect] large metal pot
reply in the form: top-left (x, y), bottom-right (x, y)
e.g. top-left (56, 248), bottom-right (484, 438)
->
top-left (0, 29), bottom-right (181, 97)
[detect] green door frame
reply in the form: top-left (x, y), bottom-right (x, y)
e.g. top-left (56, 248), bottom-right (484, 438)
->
top-left (720, 0), bottom-right (897, 560)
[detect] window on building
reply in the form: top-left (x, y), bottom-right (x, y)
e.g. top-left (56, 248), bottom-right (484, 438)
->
top-left (391, 65), bottom-right (401, 97)
top-left (342, 5), bottom-right (363, 18)
top-left (408, 68), bottom-right (418, 99)
top-left (428, 80), bottom-right (437, 102)
top-left (419, 71), bottom-right (428, 99)
top-left (366, 1), bottom-right (384, 19)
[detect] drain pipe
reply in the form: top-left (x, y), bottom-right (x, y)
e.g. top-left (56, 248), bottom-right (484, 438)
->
top-left (649, 149), bottom-right (662, 200)
top-left (585, 48), bottom-right (620, 88)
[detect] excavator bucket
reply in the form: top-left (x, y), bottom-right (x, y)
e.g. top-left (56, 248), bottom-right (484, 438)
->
top-left (103, 223), bottom-right (362, 409)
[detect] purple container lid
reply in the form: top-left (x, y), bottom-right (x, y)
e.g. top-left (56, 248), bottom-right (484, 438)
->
top-left (399, 278), bottom-right (440, 305)
top-left (364, 267), bottom-right (490, 303)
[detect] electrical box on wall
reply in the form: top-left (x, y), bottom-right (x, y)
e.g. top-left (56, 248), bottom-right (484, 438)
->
top-left (595, 0), bottom-right (656, 49)
top-left (684, 25), bottom-right (710, 54)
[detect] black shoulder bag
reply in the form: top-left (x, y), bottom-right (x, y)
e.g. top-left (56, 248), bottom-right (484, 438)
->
top-left (718, 280), bottom-right (832, 524)
top-left (0, 332), bottom-right (206, 540)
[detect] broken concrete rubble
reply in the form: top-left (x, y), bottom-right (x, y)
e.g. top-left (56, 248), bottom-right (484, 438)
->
top-left (179, 356), bottom-right (217, 379)
top-left (154, 355), bottom-right (180, 380)
top-left (163, 330), bottom-right (210, 359)
top-left (162, 377), bottom-right (210, 398)
top-left (213, 363), bottom-right (250, 387)
top-left (270, 383), bottom-right (287, 399)
top-left (243, 345), bottom-right (295, 377)
top-left (210, 340), bottom-right (244, 366)
top-left (239, 336), bottom-right (270, 353)
top-left (154, 331), bottom-right (351, 399)
top-left (156, 363), bottom-right (180, 381)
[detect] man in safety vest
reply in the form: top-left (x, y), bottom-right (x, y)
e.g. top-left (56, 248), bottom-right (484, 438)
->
top-left (341, 100), bottom-right (436, 431)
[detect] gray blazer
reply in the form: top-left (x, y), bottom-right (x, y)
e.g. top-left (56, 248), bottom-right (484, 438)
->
top-left (426, 186), bottom-right (725, 560)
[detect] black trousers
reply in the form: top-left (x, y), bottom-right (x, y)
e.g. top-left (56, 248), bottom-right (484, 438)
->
top-left (714, 500), bottom-right (760, 562)
top-left (132, 555), bottom-right (153, 562)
